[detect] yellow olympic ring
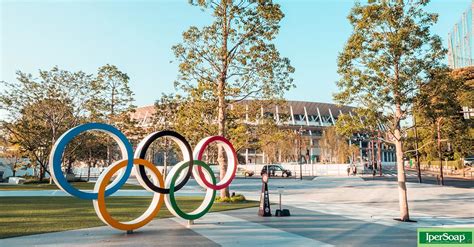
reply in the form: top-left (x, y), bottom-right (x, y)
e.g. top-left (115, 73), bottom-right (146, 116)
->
top-left (92, 159), bottom-right (164, 231)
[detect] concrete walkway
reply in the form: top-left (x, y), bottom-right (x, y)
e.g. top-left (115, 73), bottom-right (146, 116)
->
top-left (1, 176), bottom-right (473, 246)
top-left (1, 207), bottom-right (418, 247)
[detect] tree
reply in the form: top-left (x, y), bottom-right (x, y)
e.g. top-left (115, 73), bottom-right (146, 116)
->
top-left (154, 91), bottom-right (249, 165)
top-left (256, 118), bottom-right (297, 164)
top-left (0, 65), bottom-right (134, 181)
top-left (319, 127), bottom-right (353, 164)
top-left (92, 64), bottom-right (135, 164)
top-left (173, 0), bottom-right (294, 198)
top-left (452, 66), bottom-right (474, 109)
top-left (168, 91), bottom-right (219, 147)
top-left (0, 67), bottom-right (94, 180)
top-left (1, 144), bottom-right (26, 177)
top-left (73, 132), bottom-right (108, 181)
top-left (151, 94), bottom-right (187, 177)
top-left (93, 64), bottom-right (134, 118)
top-left (450, 67), bottom-right (474, 161)
top-left (335, 0), bottom-right (445, 221)
top-left (416, 68), bottom-right (470, 185)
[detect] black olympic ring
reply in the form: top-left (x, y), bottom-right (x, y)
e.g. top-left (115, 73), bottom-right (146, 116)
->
top-left (135, 130), bottom-right (194, 194)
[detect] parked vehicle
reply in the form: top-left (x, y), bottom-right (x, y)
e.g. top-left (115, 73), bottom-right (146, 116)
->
top-left (464, 156), bottom-right (474, 166)
top-left (261, 164), bottom-right (292, 177)
top-left (237, 167), bottom-right (254, 177)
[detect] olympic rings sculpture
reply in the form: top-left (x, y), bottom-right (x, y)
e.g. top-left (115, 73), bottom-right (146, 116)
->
top-left (49, 123), bottom-right (237, 231)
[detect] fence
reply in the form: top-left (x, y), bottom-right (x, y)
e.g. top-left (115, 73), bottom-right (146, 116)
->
top-left (240, 162), bottom-right (397, 177)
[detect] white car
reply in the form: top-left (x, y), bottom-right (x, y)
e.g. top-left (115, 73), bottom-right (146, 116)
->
top-left (464, 156), bottom-right (474, 166)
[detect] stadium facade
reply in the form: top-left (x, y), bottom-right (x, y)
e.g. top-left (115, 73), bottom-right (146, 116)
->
top-left (132, 100), bottom-right (396, 165)
top-left (448, 1), bottom-right (474, 69)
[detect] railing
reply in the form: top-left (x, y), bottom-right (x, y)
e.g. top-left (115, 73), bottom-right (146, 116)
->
top-left (239, 162), bottom-right (396, 177)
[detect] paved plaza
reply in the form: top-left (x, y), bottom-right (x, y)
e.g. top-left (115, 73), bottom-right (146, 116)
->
top-left (1, 176), bottom-right (473, 246)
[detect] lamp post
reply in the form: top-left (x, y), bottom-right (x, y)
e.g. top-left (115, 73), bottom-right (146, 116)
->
top-left (298, 127), bottom-right (303, 180)
top-left (377, 131), bottom-right (382, 176)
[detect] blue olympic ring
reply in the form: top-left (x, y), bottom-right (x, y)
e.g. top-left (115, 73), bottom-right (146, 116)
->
top-left (49, 123), bottom-right (134, 200)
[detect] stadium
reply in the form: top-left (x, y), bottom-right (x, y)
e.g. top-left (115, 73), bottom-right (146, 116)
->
top-left (131, 100), bottom-right (396, 165)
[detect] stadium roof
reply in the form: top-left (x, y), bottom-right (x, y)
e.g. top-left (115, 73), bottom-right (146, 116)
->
top-left (132, 100), bottom-right (355, 128)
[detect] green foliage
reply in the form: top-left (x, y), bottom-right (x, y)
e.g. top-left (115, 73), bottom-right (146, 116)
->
top-left (153, 94), bottom-right (293, 165)
top-left (173, 1), bottom-right (294, 102)
top-left (92, 64), bottom-right (134, 118)
top-left (172, 0), bottom-right (295, 148)
top-left (319, 127), bottom-right (357, 164)
top-left (414, 68), bottom-right (473, 159)
top-left (420, 160), bottom-right (464, 170)
top-left (256, 116), bottom-right (297, 163)
top-left (335, 0), bottom-right (445, 138)
top-left (215, 193), bottom-right (246, 203)
top-left (0, 67), bottom-right (95, 179)
top-left (452, 67), bottom-right (474, 108)
top-left (0, 65), bottom-right (137, 180)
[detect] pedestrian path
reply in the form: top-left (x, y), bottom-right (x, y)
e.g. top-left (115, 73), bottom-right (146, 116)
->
top-left (172, 213), bottom-right (333, 247)
top-left (0, 218), bottom-right (217, 247)
top-left (381, 171), bottom-right (418, 177)
top-left (241, 179), bottom-right (474, 231)
top-left (1, 205), bottom-right (417, 246)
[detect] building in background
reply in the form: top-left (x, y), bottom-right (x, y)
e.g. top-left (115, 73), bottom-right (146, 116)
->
top-left (448, 1), bottom-right (474, 69)
top-left (132, 100), bottom-right (396, 165)
top-left (448, 1), bottom-right (474, 119)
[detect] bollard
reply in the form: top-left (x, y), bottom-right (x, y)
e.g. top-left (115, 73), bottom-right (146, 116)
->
top-left (275, 186), bottom-right (291, 217)
top-left (187, 220), bottom-right (194, 227)
top-left (258, 173), bottom-right (271, 217)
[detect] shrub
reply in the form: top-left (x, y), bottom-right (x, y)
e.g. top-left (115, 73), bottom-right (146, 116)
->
top-left (215, 194), bottom-right (246, 203)
top-left (22, 176), bottom-right (49, 184)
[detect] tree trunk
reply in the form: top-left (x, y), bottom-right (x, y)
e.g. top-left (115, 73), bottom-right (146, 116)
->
top-left (39, 164), bottom-right (44, 181)
top-left (87, 164), bottom-right (91, 182)
top-left (50, 125), bottom-right (57, 184)
top-left (394, 104), bottom-right (410, 221)
top-left (87, 149), bottom-right (92, 182)
top-left (106, 90), bottom-right (115, 169)
top-left (217, 0), bottom-right (230, 199)
top-left (437, 119), bottom-right (444, 185)
top-left (217, 77), bottom-right (229, 198)
top-left (413, 114), bottom-right (422, 183)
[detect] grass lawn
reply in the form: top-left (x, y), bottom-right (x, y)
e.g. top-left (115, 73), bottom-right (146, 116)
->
top-left (0, 182), bottom-right (142, 191)
top-left (0, 196), bottom-right (259, 239)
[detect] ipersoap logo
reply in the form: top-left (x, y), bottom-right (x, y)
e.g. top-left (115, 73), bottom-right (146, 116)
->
top-left (49, 123), bottom-right (237, 232)
top-left (418, 228), bottom-right (473, 246)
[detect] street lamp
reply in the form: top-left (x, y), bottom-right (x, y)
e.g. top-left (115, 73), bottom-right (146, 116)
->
top-left (298, 127), bottom-right (303, 180)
